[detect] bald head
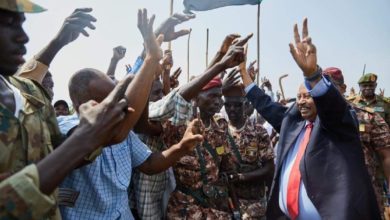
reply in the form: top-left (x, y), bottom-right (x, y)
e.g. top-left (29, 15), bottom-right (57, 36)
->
top-left (68, 68), bottom-right (115, 112)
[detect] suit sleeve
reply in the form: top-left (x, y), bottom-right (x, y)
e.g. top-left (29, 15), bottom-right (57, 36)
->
top-left (310, 77), bottom-right (358, 137)
top-left (245, 83), bottom-right (287, 132)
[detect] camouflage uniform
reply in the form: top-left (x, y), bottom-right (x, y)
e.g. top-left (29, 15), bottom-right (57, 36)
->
top-left (349, 95), bottom-right (390, 126)
top-left (165, 116), bottom-right (232, 219)
top-left (221, 120), bottom-right (274, 219)
top-left (350, 102), bottom-right (390, 216)
top-left (0, 76), bottom-right (62, 219)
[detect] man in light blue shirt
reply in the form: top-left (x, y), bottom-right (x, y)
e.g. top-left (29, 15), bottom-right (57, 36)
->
top-left (60, 131), bottom-right (151, 220)
top-left (58, 66), bottom-right (203, 220)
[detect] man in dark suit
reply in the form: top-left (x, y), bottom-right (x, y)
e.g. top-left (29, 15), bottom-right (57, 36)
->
top-left (240, 18), bottom-right (380, 220)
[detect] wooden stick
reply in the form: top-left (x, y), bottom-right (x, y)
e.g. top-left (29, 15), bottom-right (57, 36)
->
top-left (168, 0), bottom-right (174, 50)
top-left (187, 29), bottom-right (192, 82)
top-left (206, 28), bottom-right (209, 68)
top-left (278, 74), bottom-right (289, 100)
top-left (256, 3), bottom-right (261, 86)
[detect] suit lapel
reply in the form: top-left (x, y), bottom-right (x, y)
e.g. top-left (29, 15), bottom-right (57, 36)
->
top-left (277, 120), bottom-right (305, 170)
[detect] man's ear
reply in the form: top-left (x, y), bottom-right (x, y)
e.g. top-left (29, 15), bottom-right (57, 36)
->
top-left (73, 103), bottom-right (80, 114)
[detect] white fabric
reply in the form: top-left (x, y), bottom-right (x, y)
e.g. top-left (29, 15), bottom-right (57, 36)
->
top-left (0, 75), bottom-right (24, 117)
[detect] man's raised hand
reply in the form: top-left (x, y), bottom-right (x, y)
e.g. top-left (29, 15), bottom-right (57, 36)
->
top-left (179, 119), bottom-right (204, 153)
top-left (113, 46), bottom-right (126, 61)
top-left (222, 68), bottom-right (242, 92)
top-left (138, 9), bottom-right (164, 61)
top-left (218, 33), bottom-right (253, 69)
top-left (155, 13), bottom-right (195, 42)
top-left (219, 34), bottom-right (241, 54)
top-left (289, 18), bottom-right (317, 77)
top-left (53, 8), bottom-right (97, 47)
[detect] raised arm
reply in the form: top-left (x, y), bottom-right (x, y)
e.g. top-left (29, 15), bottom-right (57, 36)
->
top-left (106, 46), bottom-right (126, 81)
top-left (289, 18), bottom-right (353, 132)
top-left (18, 8), bottom-right (96, 83)
top-left (178, 34), bottom-right (252, 101)
top-left (108, 9), bottom-right (163, 143)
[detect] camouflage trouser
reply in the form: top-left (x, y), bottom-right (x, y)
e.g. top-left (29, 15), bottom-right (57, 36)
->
top-left (167, 190), bottom-right (231, 220)
top-left (372, 181), bottom-right (385, 220)
top-left (239, 199), bottom-right (266, 220)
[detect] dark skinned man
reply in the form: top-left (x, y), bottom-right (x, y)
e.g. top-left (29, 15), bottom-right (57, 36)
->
top-left (53, 99), bottom-right (70, 116)
top-left (240, 18), bottom-right (380, 219)
top-left (348, 73), bottom-right (390, 126)
top-left (220, 70), bottom-right (274, 219)
top-left (162, 34), bottom-right (252, 219)
top-left (0, 1), bottom-right (155, 219)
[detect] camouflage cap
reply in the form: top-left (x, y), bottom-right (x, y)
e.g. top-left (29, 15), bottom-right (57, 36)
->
top-left (358, 73), bottom-right (377, 84)
top-left (0, 0), bottom-right (46, 13)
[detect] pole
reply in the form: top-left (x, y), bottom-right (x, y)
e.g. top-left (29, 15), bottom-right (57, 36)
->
top-left (168, 0), bottom-right (174, 50)
top-left (256, 3), bottom-right (261, 86)
top-left (362, 64), bottom-right (366, 76)
top-left (279, 74), bottom-right (289, 100)
top-left (206, 28), bottom-right (209, 68)
top-left (187, 29), bottom-right (192, 82)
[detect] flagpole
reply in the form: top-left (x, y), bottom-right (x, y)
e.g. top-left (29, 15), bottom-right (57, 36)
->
top-left (206, 28), bottom-right (209, 68)
top-left (256, 3), bottom-right (261, 86)
top-left (168, 0), bottom-right (174, 50)
top-left (187, 29), bottom-right (192, 82)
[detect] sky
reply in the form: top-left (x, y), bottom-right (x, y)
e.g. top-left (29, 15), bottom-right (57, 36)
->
top-left (24, 0), bottom-right (390, 104)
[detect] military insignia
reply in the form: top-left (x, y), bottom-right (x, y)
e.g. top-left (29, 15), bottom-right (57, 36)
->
top-left (359, 124), bottom-right (365, 132)
top-left (58, 188), bottom-right (80, 207)
top-left (18, 59), bottom-right (37, 74)
top-left (245, 145), bottom-right (258, 157)
top-left (216, 145), bottom-right (225, 155)
top-left (370, 75), bottom-right (376, 82)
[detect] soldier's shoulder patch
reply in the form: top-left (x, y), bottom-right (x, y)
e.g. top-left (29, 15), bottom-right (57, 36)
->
top-left (18, 59), bottom-right (38, 74)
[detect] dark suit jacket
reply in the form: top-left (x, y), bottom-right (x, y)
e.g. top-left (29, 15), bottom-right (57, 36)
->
top-left (246, 83), bottom-right (380, 220)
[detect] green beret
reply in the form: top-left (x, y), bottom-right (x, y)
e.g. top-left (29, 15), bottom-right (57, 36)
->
top-left (358, 73), bottom-right (377, 84)
top-left (0, 0), bottom-right (46, 13)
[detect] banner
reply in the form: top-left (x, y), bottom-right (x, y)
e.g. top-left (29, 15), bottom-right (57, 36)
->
top-left (184, 0), bottom-right (262, 13)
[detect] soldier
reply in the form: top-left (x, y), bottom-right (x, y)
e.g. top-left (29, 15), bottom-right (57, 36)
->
top-left (0, 2), bottom-right (138, 219)
top-left (324, 67), bottom-right (390, 218)
top-left (163, 33), bottom-right (251, 219)
top-left (220, 71), bottom-right (275, 219)
top-left (0, 1), bottom-right (63, 218)
top-left (165, 76), bottom-right (233, 219)
top-left (349, 73), bottom-right (390, 126)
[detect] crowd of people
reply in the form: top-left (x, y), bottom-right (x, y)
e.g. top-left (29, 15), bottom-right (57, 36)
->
top-left (1, 0), bottom-right (390, 220)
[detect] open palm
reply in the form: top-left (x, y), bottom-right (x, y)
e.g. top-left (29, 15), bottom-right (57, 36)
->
top-left (289, 18), bottom-right (317, 77)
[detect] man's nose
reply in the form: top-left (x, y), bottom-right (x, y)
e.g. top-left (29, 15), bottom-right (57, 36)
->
top-left (15, 26), bottom-right (29, 45)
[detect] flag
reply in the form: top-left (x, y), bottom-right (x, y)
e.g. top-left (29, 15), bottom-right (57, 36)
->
top-left (183, 0), bottom-right (262, 13)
